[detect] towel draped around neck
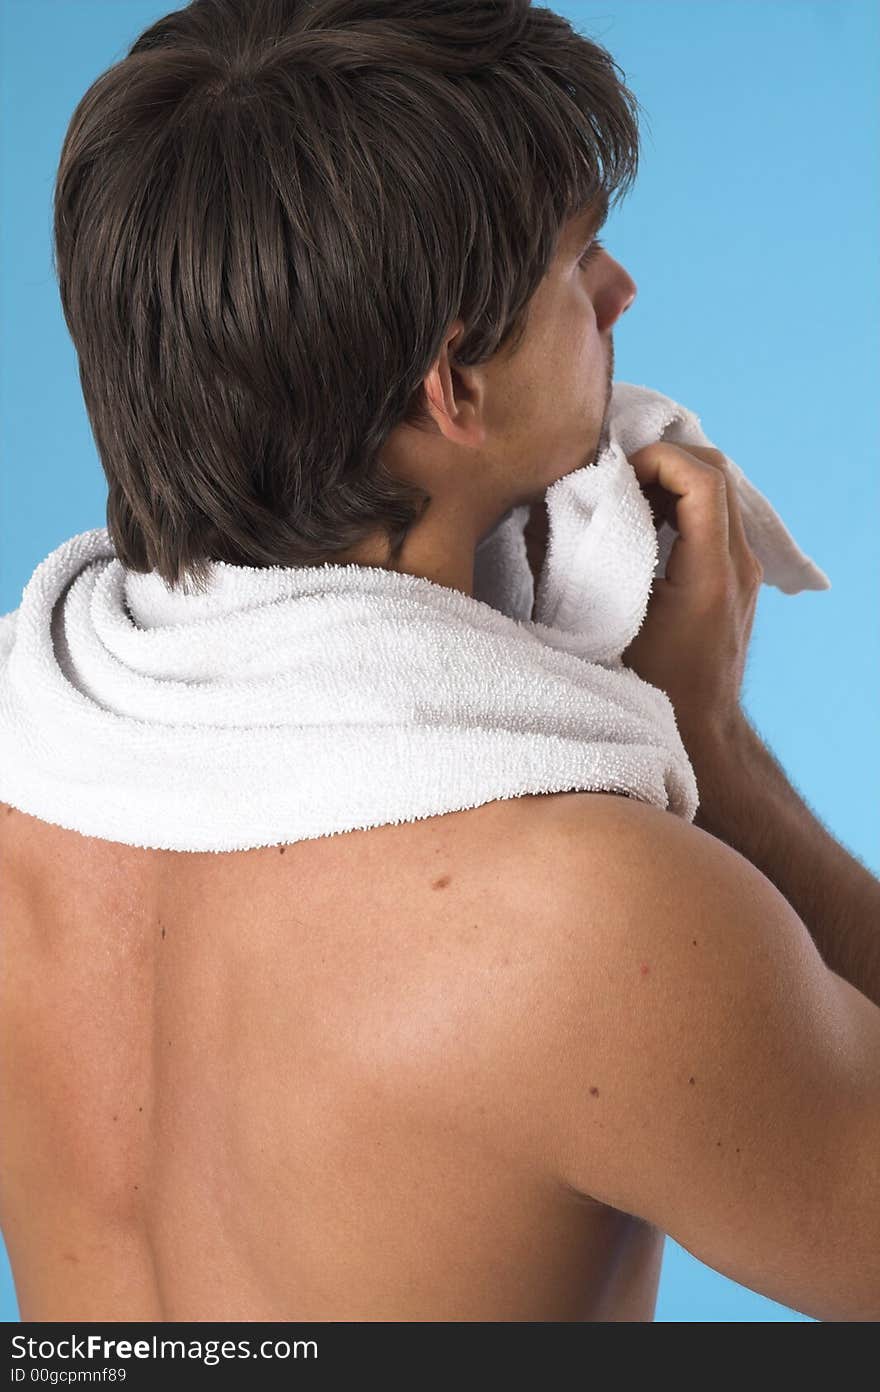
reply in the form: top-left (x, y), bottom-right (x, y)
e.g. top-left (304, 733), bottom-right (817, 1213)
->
top-left (0, 382), bottom-right (829, 852)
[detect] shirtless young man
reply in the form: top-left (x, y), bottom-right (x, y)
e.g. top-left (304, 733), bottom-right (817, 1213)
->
top-left (1, 0), bottom-right (879, 1324)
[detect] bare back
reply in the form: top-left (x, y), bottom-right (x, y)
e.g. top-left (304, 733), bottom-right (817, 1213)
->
top-left (0, 792), bottom-right (664, 1322)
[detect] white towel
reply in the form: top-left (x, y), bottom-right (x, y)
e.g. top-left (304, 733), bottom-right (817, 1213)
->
top-left (0, 381), bottom-right (829, 853)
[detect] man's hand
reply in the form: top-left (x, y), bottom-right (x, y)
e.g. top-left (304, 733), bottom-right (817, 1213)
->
top-left (620, 443), bottom-right (763, 740)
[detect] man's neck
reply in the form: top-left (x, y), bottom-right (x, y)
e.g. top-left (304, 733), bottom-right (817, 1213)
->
top-left (337, 495), bottom-right (509, 599)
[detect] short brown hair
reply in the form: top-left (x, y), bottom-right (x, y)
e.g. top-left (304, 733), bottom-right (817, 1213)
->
top-left (52, 0), bottom-right (641, 592)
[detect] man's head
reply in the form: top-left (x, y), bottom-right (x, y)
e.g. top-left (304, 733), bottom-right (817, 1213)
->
top-left (349, 195), bottom-right (637, 593)
top-left (53, 0), bottom-right (642, 593)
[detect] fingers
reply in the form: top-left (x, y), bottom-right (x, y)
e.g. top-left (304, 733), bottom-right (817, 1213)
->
top-left (628, 442), bottom-right (762, 588)
top-left (690, 447), bottom-right (761, 582)
top-left (627, 443), bottom-right (730, 592)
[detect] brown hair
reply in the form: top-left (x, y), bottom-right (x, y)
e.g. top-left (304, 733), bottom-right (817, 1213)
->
top-left (52, 0), bottom-right (641, 593)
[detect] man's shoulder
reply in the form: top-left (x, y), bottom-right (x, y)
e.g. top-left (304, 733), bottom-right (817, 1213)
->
top-left (481, 788), bottom-right (689, 889)
top-left (444, 789), bottom-right (654, 899)
top-left (470, 788), bottom-right (753, 1068)
top-left (461, 788), bottom-right (708, 991)
top-left (499, 786), bottom-right (709, 872)
top-left (490, 789), bottom-right (737, 962)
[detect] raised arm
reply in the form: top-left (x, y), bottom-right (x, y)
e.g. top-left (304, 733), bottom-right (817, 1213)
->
top-left (538, 793), bottom-right (880, 1322)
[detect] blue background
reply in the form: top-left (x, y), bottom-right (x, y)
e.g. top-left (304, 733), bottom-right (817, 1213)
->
top-left (1, 0), bottom-right (877, 1323)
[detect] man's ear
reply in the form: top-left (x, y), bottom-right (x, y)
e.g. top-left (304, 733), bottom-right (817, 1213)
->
top-left (422, 320), bottom-right (487, 448)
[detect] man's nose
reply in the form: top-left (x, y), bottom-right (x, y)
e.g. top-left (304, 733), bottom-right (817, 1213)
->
top-left (597, 262), bottom-right (637, 331)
